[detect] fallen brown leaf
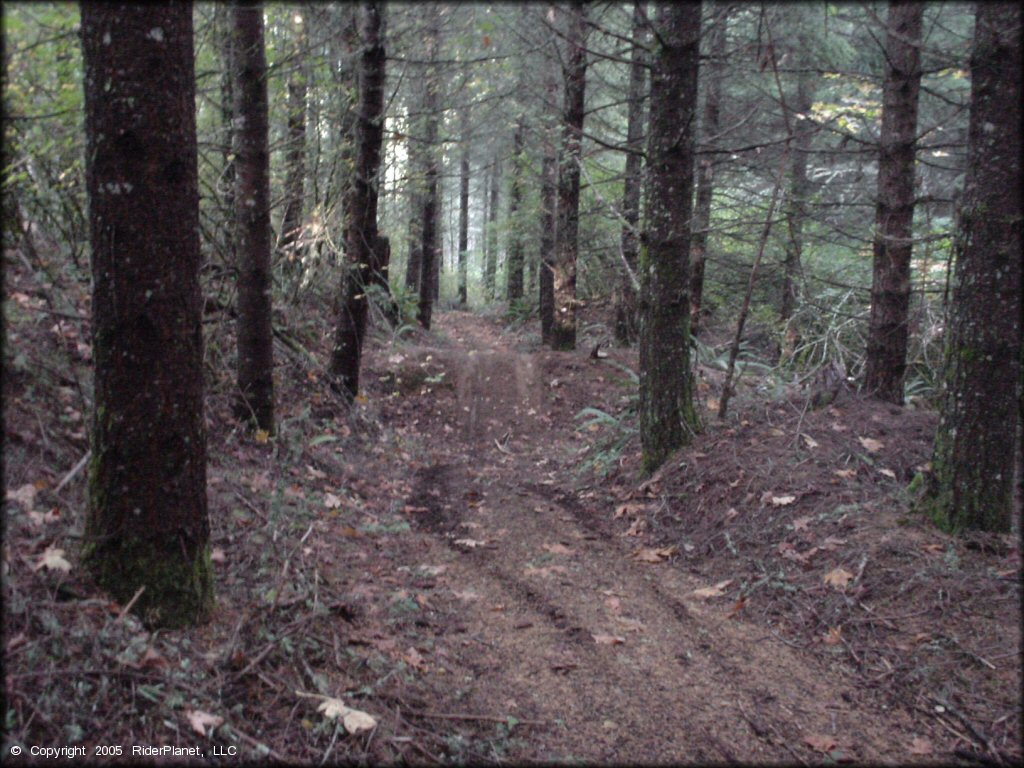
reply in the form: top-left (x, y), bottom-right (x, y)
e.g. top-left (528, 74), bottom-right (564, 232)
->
top-left (614, 502), bottom-right (646, 519)
top-left (186, 709), bottom-right (224, 736)
top-left (624, 518), bottom-right (646, 537)
top-left (614, 616), bottom-right (645, 632)
top-left (403, 647), bottom-right (427, 670)
top-left (692, 579), bottom-right (732, 599)
top-left (823, 626), bottom-right (843, 645)
top-left (727, 597), bottom-right (746, 618)
top-left (34, 546), bottom-right (71, 573)
top-left (858, 436), bottom-right (884, 453)
top-left (803, 733), bottom-right (837, 752)
top-left (908, 737), bottom-right (933, 756)
top-left (823, 566), bottom-right (854, 590)
top-left (592, 633), bottom-right (626, 645)
top-left (542, 543), bottom-right (575, 556)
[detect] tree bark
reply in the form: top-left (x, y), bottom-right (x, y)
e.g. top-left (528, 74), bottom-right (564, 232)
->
top-left (81, 3), bottom-right (213, 628)
top-left (329, 1), bottom-right (387, 398)
top-left (780, 66), bottom-right (814, 358)
top-left (639, 3), bottom-right (702, 473)
top-left (690, 4), bottom-right (727, 336)
top-left (484, 157), bottom-right (501, 300)
top-left (457, 111), bottom-right (470, 307)
top-left (232, 1), bottom-right (274, 432)
top-left (924, 3), bottom-right (1021, 532)
top-left (506, 120), bottom-right (526, 302)
top-left (214, 4), bottom-right (236, 259)
top-left (613, 1), bottom-right (647, 346)
top-left (863, 1), bottom-right (924, 403)
top-left (551, 0), bottom-right (587, 350)
top-left (404, 91), bottom-right (425, 293)
top-left (279, 11), bottom-right (308, 280)
top-left (417, 7), bottom-right (442, 329)
top-left (539, 6), bottom-right (559, 344)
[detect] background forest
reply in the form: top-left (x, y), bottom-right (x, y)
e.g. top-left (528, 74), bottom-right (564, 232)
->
top-left (2, 1), bottom-right (1020, 764)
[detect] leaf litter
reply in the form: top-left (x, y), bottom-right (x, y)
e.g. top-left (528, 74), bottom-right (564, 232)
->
top-left (4, 293), bottom-right (1019, 765)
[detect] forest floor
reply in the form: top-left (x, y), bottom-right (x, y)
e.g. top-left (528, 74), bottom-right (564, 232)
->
top-left (3, 256), bottom-right (1021, 764)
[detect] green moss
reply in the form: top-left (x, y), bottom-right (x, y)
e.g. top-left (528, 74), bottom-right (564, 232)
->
top-left (906, 471), bottom-right (926, 495)
top-left (84, 535), bottom-right (214, 629)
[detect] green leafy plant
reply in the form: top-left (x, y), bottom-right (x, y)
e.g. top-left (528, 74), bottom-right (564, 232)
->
top-left (574, 406), bottom-right (637, 477)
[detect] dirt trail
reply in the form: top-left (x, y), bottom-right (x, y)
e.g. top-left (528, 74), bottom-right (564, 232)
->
top-left (396, 312), bottom-right (916, 763)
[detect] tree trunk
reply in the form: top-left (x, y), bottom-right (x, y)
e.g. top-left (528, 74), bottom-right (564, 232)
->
top-left (417, 8), bottom-right (441, 329)
top-left (279, 11), bottom-right (308, 281)
top-left (232, 1), bottom-right (274, 432)
top-left (404, 94), bottom-right (425, 293)
top-left (80, 4), bottom-right (213, 628)
top-left (506, 120), bottom-right (526, 302)
top-left (613, 1), bottom-right (646, 346)
top-left (330, 5), bottom-right (359, 235)
top-left (457, 111), bottom-right (470, 307)
top-left (278, 13), bottom-right (305, 278)
top-left (215, 4), bottom-right (236, 259)
top-left (639, 3), bottom-right (702, 474)
top-left (690, 4), bottom-right (727, 336)
top-left (484, 157), bottom-right (500, 300)
top-left (863, 1), bottom-right (924, 403)
top-left (551, 0), bottom-right (587, 350)
top-left (329, 2), bottom-right (387, 398)
top-left (780, 66), bottom-right (814, 359)
top-left (539, 6), bottom-right (559, 345)
top-left (924, 3), bottom-right (1021, 532)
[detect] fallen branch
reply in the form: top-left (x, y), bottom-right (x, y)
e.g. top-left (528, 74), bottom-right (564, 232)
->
top-left (54, 450), bottom-right (91, 495)
top-left (934, 697), bottom-right (1006, 763)
top-left (115, 586), bottom-right (146, 623)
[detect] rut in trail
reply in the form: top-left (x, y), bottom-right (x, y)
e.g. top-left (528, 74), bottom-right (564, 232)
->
top-left (402, 313), bottom-right (915, 763)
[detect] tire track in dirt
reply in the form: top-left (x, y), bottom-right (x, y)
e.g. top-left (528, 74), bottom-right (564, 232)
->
top-left (400, 313), bottom-right (917, 763)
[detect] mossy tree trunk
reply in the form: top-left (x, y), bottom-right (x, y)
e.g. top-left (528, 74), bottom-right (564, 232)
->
top-left (80, 3), bottom-right (213, 629)
top-left (639, 3), bottom-right (702, 474)
top-left (863, 1), bottom-right (924, 404)
top-left (506, 120), bottom-right (526, 302)
top-left (690, 3), bottom-right (728, 337)
top-left (232, 1), bottom-right (274, 432)
top-left (551, 0), bottom-right (587, 351)
top-left (329, 2), bottom-right (387, 398)
top-left (924, 3), bottom-right (1021, 533)
top-left (613, 0), bottom-right (647, 346)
